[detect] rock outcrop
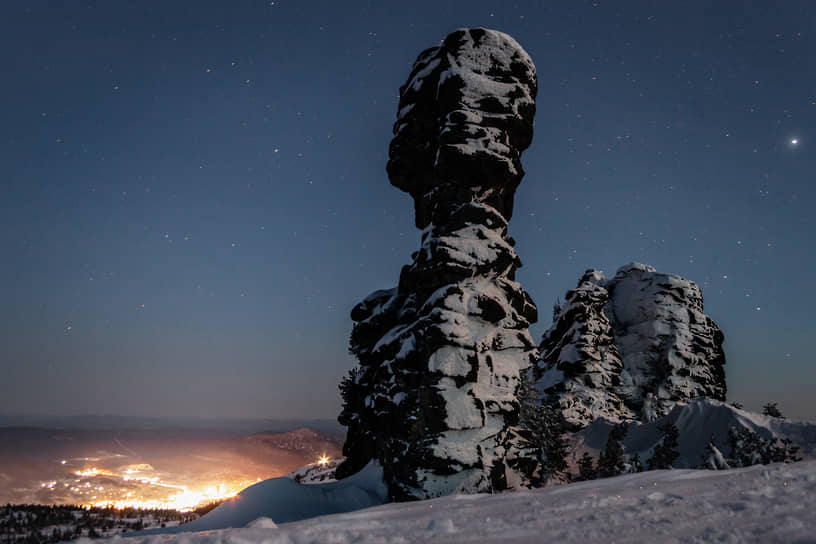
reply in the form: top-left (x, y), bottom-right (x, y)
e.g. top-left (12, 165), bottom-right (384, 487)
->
top-left (536, 263), bottom-right (726, 430)
top-left (338, 28), bottom-right (538, 500)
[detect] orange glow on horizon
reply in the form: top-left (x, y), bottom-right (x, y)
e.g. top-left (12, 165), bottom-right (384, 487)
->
top-left (58, 465), bottom-right (252, 512)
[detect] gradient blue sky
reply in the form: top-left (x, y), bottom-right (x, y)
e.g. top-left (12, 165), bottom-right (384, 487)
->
top-left (2, 1), bottom-right (814, 420)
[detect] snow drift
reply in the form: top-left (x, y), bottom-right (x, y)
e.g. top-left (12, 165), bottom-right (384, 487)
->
top-left (87, 459), bottom-right (816, 543)
top-left (127, 461), bottom-right (385, 536)
top-left (570, 397), bottom-right (816, 470)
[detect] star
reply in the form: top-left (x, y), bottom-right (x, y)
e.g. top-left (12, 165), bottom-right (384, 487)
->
top-left (791, 138), bottom-right (798, 145)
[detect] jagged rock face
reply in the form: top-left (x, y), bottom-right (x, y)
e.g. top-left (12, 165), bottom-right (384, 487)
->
top-left (339, 28), bottom-right (538, 500)
top-left (537, 270), bottom-right (629, 428)
top-left (387, 27), bottom-right (537, 229)
top-left (536, 263), bottom-right (726, 430)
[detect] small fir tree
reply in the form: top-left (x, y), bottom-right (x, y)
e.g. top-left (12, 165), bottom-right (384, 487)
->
top-left (630, 452), bottom-right (644, 473)
top-left (336, 366), bottom-right (373, 479)
top-left (578, 452), bottom-right (597, 481)
top-left (728, 427), bottom-right (801, 466)
top-left (517, 371), bottom-right (569, 484)
top-left (701, 435), bottom-right (730, 470)
top-left (648, 422), bottom-right (680, 470)
top-left (597, 422), bottom-right (629, 478)
top-left (761, 402), bottom-right (784, 419)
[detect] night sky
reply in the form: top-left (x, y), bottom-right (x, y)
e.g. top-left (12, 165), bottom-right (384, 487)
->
top-left (2, 1), bottom-right (814, 421)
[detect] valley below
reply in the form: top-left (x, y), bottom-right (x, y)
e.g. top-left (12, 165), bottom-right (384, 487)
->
top-left (0, 425), bottom-right (343, 510)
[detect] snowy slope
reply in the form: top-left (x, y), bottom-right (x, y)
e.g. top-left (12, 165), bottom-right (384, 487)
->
top-left (125, 461), bottom-right (386, 536)
top-left (285, 459), bottom-right (340, 484)
top-left (571, 398), bottom-right (816, 470)
top-left (85, 459), bottom-right (816, 543)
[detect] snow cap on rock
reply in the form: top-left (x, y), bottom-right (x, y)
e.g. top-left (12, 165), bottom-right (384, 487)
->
top-left (387, 28), bottom-right (537, 229)
top-left (537, 263), bottom-right (726, 429)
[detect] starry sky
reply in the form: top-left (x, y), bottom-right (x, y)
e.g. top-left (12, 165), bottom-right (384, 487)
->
top-left (2, 1), bottom-right (814, 421)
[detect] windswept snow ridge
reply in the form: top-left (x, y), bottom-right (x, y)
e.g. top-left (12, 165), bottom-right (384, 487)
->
top-left (128, 461), bottom-right (386, 536)
top-left (89, 459), bottom-right (816, 543)
top-left (571, 398), bottom-right (816, 470)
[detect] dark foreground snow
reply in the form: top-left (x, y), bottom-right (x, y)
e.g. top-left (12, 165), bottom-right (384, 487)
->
top-left (84, 459), bottom-right (816, 543)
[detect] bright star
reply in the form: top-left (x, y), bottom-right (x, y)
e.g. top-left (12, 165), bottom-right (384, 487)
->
top-left (791, 138), bottom-right (798, 145)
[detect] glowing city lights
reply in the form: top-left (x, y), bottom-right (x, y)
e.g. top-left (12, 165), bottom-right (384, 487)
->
top-left (46, 464), bottom-right (252, 512)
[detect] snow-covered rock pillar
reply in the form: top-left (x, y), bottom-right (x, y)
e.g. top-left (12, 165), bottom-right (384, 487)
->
top-left (536, 263), bottom-right (727, 430)
top-left (338, 28), bottom-right (539, 500)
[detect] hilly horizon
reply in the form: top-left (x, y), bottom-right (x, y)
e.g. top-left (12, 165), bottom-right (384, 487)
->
top-left (0, 425), bottom-right (343, 508)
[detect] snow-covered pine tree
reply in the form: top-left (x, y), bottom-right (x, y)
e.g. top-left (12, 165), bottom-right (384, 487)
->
top-left (762, 402), bottom-right (784, 419)
top-left (728, 427), bottom-right (802, 467)
top-left (335, 363), bottom-right (376, 480)
top-left (728, 427), bottom-right (765, 467)
top-left (577, 452), bottom-right (597, 481)
top-left (597, 422), bottom-right (629, 478)
top-left (770, 438), bottom-right (802, 463)
top-left (517, 372), bottom-right (568, 484)
top-left (701, 435), bottom-right (730, 470)
top-left (630, 452), bottom-right (644, 473)
top-left (647, 422), bottom-right (680, 470)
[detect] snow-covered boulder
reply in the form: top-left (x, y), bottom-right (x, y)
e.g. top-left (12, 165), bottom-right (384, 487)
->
top-left (338, 28), bottom-right (539, 500)
top-left (536, 263), bottom-right (726, 429)
top-left (286, 458), bottom-right (341, 484)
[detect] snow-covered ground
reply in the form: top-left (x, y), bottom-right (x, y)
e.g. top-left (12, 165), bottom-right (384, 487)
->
top-left (84, 459), bottom-right (816, 543)
top-left (123, 461), bottom-right (385, 537)
top-left (572, 398), bottom-right (816, 470)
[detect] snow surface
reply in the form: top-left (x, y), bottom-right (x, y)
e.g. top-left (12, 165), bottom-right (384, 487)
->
top-left (571, 398), bottom-right (816, 470)
top-left (120, 461), bottom-right (386, 537)
top-left (84, 460), bottom-right (816, 543)
top-left (285, 459), bottom-right (340, 485)
top-left (83, 400), bottom-right (816, 543)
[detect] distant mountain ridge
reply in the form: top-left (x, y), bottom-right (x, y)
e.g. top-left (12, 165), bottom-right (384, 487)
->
top-left (0, 425), bottom-right (345, 506)
top-left (0, 414), bottom-right (343, 434)
top-left (246, 428), bottom-right (343, 458)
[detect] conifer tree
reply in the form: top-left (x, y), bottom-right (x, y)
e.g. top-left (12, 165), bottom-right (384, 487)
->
top-left (630, 452), bottom-right (644, 473)
top-left (597, 422), bottom-right (629, 477)
top-left (648, 422), bottom-right (680, 470)
top-left (702, 435), bottom-right (730, 470)
top-left (336, 367), bottom-right (372, 479)
top-left (517, 371), bottom-right (569, 484)
top-left (728, 426), bottom-right (801, 466)
top-left (578, 452), bottom-right (597, 481)
top-left (761, 402), bottom-right (784, 419)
